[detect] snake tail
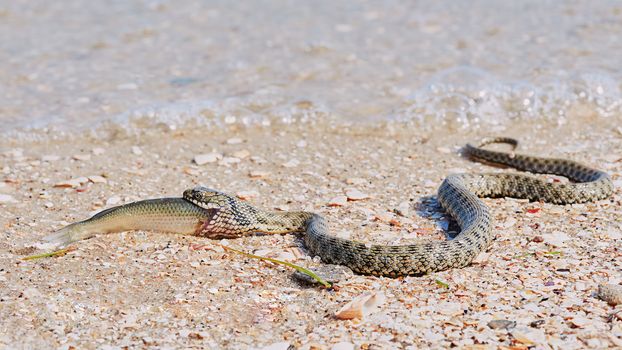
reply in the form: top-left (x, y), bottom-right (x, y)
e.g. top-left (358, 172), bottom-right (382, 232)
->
top-left (464, 138), bottom-right (613, 202)
top-left (44, 198), bottom-right (215, 247)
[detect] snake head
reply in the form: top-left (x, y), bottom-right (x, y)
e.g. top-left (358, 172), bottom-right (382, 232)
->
top-left (183, 186), bottom-right (235, 210)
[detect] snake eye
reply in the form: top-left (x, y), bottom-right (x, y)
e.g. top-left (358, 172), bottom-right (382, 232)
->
top-left (184, 186), bottom-right (229, 209)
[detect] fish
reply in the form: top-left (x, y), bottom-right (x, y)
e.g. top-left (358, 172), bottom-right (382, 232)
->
top-left (44, 198), bottom-right (214, 247)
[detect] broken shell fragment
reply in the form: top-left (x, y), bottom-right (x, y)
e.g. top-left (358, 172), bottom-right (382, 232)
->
top-left (335, 291), bottom-right (386, 320)
top-left (345, 189), bottom-right (369, 201)
top-left (194, 153), bottom-right (222, 165)
top-left (328, 195), bottom-right (348, 207)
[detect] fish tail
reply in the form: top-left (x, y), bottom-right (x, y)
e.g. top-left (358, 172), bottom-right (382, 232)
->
top-left (43, 222), bottom-right (95, 247)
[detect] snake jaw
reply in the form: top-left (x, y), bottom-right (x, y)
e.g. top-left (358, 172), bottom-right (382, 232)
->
top-left (185, 197), bottom-right (224, 210)
top-left (194, 208), bottom-right (247, 238)
top-left (194, 208), bottom-right (225, 238)
top-left (194, 207), bottom-right (241, 238)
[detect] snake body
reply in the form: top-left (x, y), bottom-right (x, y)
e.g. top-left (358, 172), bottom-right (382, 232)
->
top-left (46, 138), bottom-right (614, 277)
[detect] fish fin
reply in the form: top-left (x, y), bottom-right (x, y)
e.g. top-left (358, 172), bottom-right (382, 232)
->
top-left (43, 223), bottom-right (94, 247)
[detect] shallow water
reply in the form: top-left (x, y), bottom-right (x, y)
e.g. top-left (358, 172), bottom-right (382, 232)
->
top-left (1, 1), bottom-right (621, 140)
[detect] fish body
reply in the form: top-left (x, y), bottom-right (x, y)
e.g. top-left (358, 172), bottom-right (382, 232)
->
top-left (45, 198), bottom-right (214, 246)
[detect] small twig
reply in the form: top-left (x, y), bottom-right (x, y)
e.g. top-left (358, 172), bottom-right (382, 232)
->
top-left (515, 251), bottom-right (562, 259)
top-left (220, 245), bottom-right (332, 288)
top-left (22, 247), bottom-right (76, 261)
top-left (435, 279), bottom-right (450, 289)
top-left (544, 251), bottom-right (562, 256)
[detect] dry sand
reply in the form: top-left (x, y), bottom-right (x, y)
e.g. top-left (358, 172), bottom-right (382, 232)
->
top-left (0, 121), bottom-right (621, 349)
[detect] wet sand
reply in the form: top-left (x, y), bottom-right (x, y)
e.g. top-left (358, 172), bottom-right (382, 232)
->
top-left (0, 121), bottom-right (621, 349)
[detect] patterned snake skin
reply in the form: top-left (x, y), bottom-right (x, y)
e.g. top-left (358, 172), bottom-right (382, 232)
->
top-left (184, 137), bottom-right (614, 277)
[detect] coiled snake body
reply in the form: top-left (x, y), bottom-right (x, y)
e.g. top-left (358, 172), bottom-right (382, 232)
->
top-left (48, 138), bottom-right (614, 277)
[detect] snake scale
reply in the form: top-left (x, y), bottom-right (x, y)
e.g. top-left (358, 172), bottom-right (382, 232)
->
top-left (46, 138), bottom-right (614, 277)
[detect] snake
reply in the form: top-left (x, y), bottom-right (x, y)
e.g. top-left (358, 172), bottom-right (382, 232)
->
top-left (44, 137), bottom-right (614, 277)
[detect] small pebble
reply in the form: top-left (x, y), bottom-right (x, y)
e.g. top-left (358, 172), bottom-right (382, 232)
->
top-left (232, 149), bottom-right (250, 159)
top-left (292, 194), bottom-right (305, 202)
top-left (250, 156), bottom-right (267, 164)
top-left (335, 230), bottom-right (352, 239)
top-left (283, 159), bottom-right (300, 168)
top-left (374, 211), bottom-right (395, 222)
top-left (0, 194), bottom-right (17, 203)
top-left (131, 146), bottom-right (143, 155)
top-left (54, 177), bottom-right (89, 188)
top-left (236, 190), bottom-right (259, 200)
top-left (219, 157), bottom-right (241, 166)
top-left (542, 231), bottom-right (570, 247)
top-left (306, 343), bottom-right (326, 350)
top-left (106, 196), bottom-right (121, 205)
top-left (345, 178), bottom-right (366, 185)
top-left (597, 284), bottom-right (622, 306)
top-left (4, 149), bottom-right (23, 158)
top-left (605, 229), bottom-right (622, 240)
top-left (568, 316), bottom-right (591, 328)
top-left (423, 180), bottom-right (437, 188)
top-left (260, 342), bottom-right (291, 350)
top-left (472, 252), bottom-right (492, 264)
top-left (218, 115), bottom-right (234, 124)
top-left (488, 319), bottom-right (517, 330)
top-left (393, 201), bottom-right (411, 217)
top-left (437, 147), bottom-right (452, 153)
top-left (226, 137), bottom-right (243, 145)
top-left (117, 83), bottom-right (138, 90)
top-left (249, 170), bottom-right (270, 179)
top-left (328, 195), bottom-right (348, 207)
top-left (437, 302), bottom-right (465, 316)
top-left (345, 189), bottom-right (369, 201)
top-left (331, 342), bottom-right (354, 350)
top-left (88, 175), bottom-right (107, 184)
top-left (502, 217), bottom-right (517, 228)
top-left (22, 287), bottom-right (42, 299)
top-left (274, 204), bottom-right (289, 211)
top-left (275, 251), bottom-right (297, 261)
top-left (254, 249), bottom-right (272, 257)
top-left (72, 154), bottom-right (91, 161)
top-left (194, 153), bottom-right (222, 165)
top-left (41, 155), bottom-right (61, 162)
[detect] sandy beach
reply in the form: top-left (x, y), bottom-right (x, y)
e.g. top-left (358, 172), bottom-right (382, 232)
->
top-left (1, 119), bottom-right (621, 349)
top-left (2, 1), bottom-right (622, 349)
